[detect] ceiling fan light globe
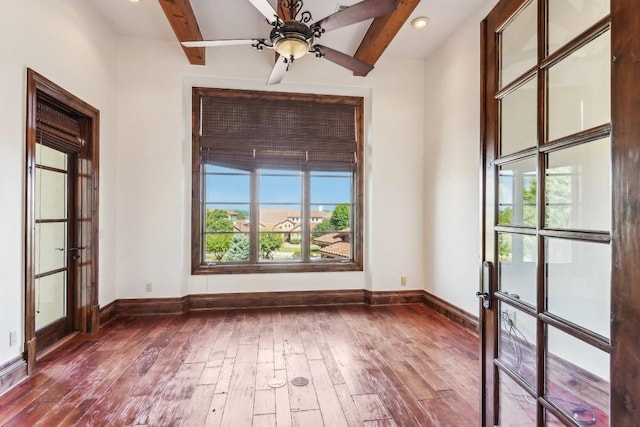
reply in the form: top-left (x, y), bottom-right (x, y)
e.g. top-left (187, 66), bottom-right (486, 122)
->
top-left (270, 20), bottom-right (313, 60)
top-left (275, 38), bottom-right (309, 59)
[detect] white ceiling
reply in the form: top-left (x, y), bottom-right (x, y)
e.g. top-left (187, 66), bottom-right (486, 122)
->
top-left (90, 0), bottom-right (488, 60)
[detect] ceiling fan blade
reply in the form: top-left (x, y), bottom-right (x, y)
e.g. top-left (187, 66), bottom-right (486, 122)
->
top-left (311, 0), bottom-right (397, 33)
top-left (315, 45), bottom-right (374, 76)
top-left (267, 56), bottom-right (288, 85)
top-left (248, 0), bottom-right (278, 22)
top-left (181, 39), bottom-right (261, 48)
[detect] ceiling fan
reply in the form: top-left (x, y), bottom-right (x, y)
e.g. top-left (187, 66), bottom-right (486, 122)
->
top-left (182, 0), bottom-right (397, 84)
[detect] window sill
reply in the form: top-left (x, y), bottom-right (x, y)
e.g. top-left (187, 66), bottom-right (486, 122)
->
top-left (192, 261), bottom-right (363, 275)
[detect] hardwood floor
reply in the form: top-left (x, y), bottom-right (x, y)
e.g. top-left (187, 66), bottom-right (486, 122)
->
top-left (0, 304), bottom-right (480, 426)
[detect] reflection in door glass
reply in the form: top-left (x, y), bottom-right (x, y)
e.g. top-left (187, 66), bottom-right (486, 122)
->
top-left (546, 238), bottom-right (611, 339)
top-left (498, 302), bottom-right (537, 387)
top-left (497, 233), bottom-right (536, 307)
top-left (548, 0), bottom-right (609, 55)
top-left (546, 138), bottom-right (611, 231)
top-left (498, 157), bottom-right (537, 227)
top-left (546, 326), bottom-right (610, 426)
top-left (548, 31), bottom-right (611, 141)
top-left (498, 370), bottom-right (536, 426)
top-left (500, 78), bottom-right (537, 156)
top-left (544, 409), bottom-right (567, 426)
top-left (500, 0), bottom-right (538, 88)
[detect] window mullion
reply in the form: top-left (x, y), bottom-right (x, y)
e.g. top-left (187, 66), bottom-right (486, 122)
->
top-left (250, 167), bottom-right (259, 263)
top-left (200, 165), bottom-right (207, 266)
top-left (301, 170), bottom-right (310, 262)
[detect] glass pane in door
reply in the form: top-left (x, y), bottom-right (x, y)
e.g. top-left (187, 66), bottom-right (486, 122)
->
top-left (36, 143), bottom-right (67, 169)
top-left (34, 223), bottom-right (67, 275)
top-left (545, 326), bottom-right (610, 425)
top-left (497, 233), bottom-right (536, 307)
top-left (500, 78), bottom-right (537, 156)
top-left (35, 272), bottom-right (67, 329)
top-left (500, 0), bottom-right (538, 88)
top-left (547, 31), bottom-right (611, 141)
top-left (498, 371), bottom-right (536, 426)
top-left (498, 157), bottom-right (537, 227)
top-left (498, 302), bottom-right (536, 386)
top-left (35, 168), bottom-right (67, 220)
top-left (545, 138), bottom-right (611, 231)
top-left (546, 238), bottom-right (611, 338)
top-left (548, 0), bottom-right (609, 55)
top-left (544, 409), bottom-right (567, 426)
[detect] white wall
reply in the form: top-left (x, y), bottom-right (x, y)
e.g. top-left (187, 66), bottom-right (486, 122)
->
top-left (423, 1), bottom-right (498, 315)
top-left (115, 39), bottom-right (425, 298)
top-left (0, 0), bottom-right (118, 365)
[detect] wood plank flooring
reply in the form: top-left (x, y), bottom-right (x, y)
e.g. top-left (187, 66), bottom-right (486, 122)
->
top-left (0, 304), bottom-right (480, 426)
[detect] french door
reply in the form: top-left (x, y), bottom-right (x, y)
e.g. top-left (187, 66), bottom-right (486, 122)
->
top-left (25, 69), bottom-right (101, 369)
top-left (480, 0), bottom-right (640, 426)
top-left (33, 138), bottom-right (78, 351)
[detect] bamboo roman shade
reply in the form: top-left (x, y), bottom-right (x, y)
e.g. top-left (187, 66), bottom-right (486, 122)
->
top-left (36, 101), bottom-right (82, 153)
top-left (196, 89), bottom-right (360, 170)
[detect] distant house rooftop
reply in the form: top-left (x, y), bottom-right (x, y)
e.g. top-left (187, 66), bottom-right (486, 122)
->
top-left (231, 208), bottom-right (333, 235)
top-left (319, 242), bottom-right (351, 259)
top-left (312, 230), bottom-right (350, 247)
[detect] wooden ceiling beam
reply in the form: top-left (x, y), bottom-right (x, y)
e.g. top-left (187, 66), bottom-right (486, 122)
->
top-left (158, 0), bottom-right (206, 65)
top-left (353, 0), bottom-right (421, 76)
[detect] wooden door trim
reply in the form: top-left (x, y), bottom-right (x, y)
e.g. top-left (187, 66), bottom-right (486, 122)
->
top-left (479, 15), bottom-right (492, 427)
top-left (610, 0), bottom-right (640, 424)
top-left (25, 69), bottom-right (100, 373)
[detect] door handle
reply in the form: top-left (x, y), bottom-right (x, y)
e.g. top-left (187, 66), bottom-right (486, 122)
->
top-left (477, 261), bottom-right (492, 309)
top-left (69, 247), bottom-right (83, 260)
top-left (476, 291), bottom-right (491, 309)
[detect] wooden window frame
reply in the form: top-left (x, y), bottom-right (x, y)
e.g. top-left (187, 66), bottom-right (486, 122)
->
top-left (191, 87), bottom-right (364, 275)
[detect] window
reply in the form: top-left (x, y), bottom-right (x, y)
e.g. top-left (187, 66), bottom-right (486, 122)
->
top-left (191, 88), bottom-right (364, 274)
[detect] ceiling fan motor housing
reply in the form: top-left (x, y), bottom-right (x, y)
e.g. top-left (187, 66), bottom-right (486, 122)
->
top-left (270, 20), bottom-right (314, 60)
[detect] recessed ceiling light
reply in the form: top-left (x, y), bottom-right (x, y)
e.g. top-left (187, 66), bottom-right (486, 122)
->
top-left (411, 16), bottom-right (430, 29)
top-left (129, 0), bottom-right (140, 3)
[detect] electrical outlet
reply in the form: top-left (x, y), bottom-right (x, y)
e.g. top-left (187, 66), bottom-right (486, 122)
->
top-left (9, 331), bottom-right (17, 347)
top-left (400, 275), bottom-right (407, 286)
top-left (504, 309), bottom-right (516, 327)
top-left (145, 282), bottom-right (152, 292)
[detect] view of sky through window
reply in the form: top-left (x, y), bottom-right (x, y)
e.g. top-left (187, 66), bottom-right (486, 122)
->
top-left (205, 165), bottom-right (351, 211)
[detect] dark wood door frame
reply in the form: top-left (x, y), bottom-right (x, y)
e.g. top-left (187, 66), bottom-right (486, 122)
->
top-left (610, 1), bottom-right (640, 424)
top-left (25, 69), bottom-right (100, 373)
